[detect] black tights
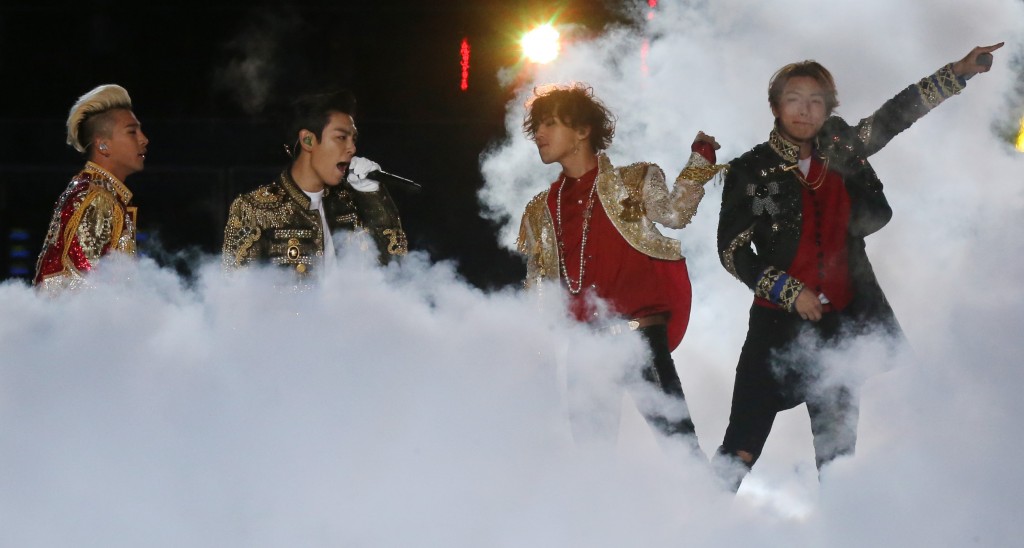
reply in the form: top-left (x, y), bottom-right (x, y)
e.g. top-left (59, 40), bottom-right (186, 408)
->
top-left (567, 323), bottom-right (699, 453)
top-left (714, 305), bottom-right (862, 490)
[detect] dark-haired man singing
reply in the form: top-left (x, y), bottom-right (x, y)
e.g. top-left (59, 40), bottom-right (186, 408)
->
top-left (223, 90), bottom-right (407, 274)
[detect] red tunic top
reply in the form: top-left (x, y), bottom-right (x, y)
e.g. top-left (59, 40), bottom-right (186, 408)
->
top-left (547, 166), bottom-right (692, 350)
top-left (756, 156), bottom-right (854, 311)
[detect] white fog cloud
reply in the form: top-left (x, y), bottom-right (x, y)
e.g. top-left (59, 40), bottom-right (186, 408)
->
top-left (2, 0), bottom-right (1024, 545)
top-left (479, 0), bottom-right (1024, 543)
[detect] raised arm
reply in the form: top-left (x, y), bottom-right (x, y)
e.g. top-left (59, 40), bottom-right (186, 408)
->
top-left (643, 131), bottom-right (725, 229)
top-left (846, 43), bottom-right (1004, 157)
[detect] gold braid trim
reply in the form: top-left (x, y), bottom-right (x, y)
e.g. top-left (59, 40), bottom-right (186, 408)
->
top-left (769, 129), bottom-right (801, 163)
top-left (224, 214), bottom-right (261, 268)
top-left (64, 188), bottom-right (124, 266)
top-left (598, 154), bottom-right (682, 261)
top-left (61, 190), bottom-right (99, 262)
top-left (108, 195), bottom-right (125, 252)
top-left (754, 266), bottom-right (804, 312)
top-left (383, 228), bottom-right (408, 255)
top-left (916, 64), bottom-right (965, 110)
top-left (619, 163), bottom-right (648, 222)
top-left (721, 224), bottom-right (754, 281)
top-left (517, 190), bottom-right (560, 288)
top-left (679, 162), bottom-right (729, 186)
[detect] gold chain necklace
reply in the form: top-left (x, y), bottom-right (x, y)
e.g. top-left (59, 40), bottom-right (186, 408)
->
top-left (787, 156), bottom-right (830, 190)
top-left (555, 174), bottom-right (598, 295)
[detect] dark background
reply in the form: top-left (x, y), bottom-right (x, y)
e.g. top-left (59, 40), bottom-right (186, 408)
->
top-left (0, 0), bottom-right (625, 288)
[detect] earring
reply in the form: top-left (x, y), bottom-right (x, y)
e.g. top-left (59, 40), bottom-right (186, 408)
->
top-left (572, 141), bottom-right (580, 155)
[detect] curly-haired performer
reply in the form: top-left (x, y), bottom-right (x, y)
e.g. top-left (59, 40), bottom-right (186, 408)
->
top-left (35, 84), bottom-right (149, 292)
top-left (517, 84), bottom-right (725, 454)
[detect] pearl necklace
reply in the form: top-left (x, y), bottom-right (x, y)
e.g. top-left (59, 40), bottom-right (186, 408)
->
top-left (555, 173), bottom-right (598, 295)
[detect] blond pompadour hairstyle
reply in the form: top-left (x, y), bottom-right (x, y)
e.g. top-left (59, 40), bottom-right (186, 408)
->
top-left (66, 84), bottom-right (133, 153)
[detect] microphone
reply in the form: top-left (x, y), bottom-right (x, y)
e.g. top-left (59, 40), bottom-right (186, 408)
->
top-left (366, 169), bottom-right (422, 191)
top-left (964, 52), bottom-right (993, 80)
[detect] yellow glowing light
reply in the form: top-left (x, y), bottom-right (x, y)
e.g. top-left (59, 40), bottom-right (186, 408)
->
top-left (1016, 116), bottom-right (1024, 152)
top-left (522, 24), bottom-right (560, 64)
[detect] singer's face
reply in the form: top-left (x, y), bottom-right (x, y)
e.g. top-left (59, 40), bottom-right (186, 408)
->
top-left (771, 76), bottom-right (828, 148)
top-left (532, 115), bottom-right (587, 166)
top-left (311, 111), bottom-right (358, 186)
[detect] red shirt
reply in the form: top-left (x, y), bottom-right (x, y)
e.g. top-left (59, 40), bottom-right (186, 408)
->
top-left (756, 156), bottom-right (854, 311)
top-left (547, 166), bottom-right (692, 350)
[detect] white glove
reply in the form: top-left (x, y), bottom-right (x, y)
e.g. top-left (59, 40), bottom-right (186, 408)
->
top-left (347, 156), bottom-right (381, 192)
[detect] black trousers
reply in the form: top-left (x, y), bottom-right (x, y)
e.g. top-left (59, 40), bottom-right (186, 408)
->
top-left (567, 323), bottom-right (698, 451)
top-left (717, 304), bottom-right (863, 475)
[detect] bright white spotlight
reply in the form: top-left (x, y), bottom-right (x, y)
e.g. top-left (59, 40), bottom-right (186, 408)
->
top-left (522, 24), bottom-right (560, 64)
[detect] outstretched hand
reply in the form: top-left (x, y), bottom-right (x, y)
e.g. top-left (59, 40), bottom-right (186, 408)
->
top-left (951, 42), bottom-right (1004, 78)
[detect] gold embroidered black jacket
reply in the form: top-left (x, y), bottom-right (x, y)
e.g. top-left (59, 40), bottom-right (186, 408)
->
top-left (718, 64), bottom-right (966, 321)
top-left (222, 170), bottom-right (407, 273)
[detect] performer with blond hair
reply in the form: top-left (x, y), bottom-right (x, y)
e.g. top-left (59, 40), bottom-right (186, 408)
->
top-left (35, 84), bottom-right (149, 292)
top-left (714, 43), bottom-right (1003, 490)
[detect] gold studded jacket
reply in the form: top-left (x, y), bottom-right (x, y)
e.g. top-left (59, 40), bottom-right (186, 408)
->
top-left (517, 151), bottom-right (723, 289)
top-left (222, 169), bottom-right (407, 273)
top-left (34, 162), bottom-right (136, 292)
top-left (718, 64), bottom-right (966, 318)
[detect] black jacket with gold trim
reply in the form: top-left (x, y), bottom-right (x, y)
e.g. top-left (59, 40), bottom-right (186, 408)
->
top-left (718, 64), bottom-right (967, 325)
top-left (222, 169), bottom-right (407, 273)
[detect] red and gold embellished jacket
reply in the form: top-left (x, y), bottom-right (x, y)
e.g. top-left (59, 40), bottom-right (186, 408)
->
top-left (517, 151), bottom-right (722, 289)
top-left (34, 162), bottom-right (136, 292)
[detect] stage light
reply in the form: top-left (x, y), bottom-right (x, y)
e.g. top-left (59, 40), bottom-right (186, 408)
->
top-left (522, 24), bottom-right (560, 64)
top-left (1016, 115), bottom-right (1024, 152)
top-left (460, 37), bottom-right (471, 91)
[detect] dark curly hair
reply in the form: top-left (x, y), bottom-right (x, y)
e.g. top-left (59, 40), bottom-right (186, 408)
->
top-left (522, 83), bottom-right (616, 152)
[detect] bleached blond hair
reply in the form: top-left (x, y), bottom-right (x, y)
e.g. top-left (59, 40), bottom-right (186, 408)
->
top-left (66, 84), bottom-right (133, 154)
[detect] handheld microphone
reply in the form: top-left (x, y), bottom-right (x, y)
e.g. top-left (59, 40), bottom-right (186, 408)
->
top-left (366, 169), bottom-right (422, 190)
top-left (965, 52), bottom-right (993, 80)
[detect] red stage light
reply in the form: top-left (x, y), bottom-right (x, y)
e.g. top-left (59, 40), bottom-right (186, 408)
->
top-left (460, 37), bottom-right (470, 91)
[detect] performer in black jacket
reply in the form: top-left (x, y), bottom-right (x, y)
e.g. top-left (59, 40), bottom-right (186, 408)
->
top-left (714, 43), bottom-right (1003, 490)
top-left (223, 90), bottom-right (407, 274)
